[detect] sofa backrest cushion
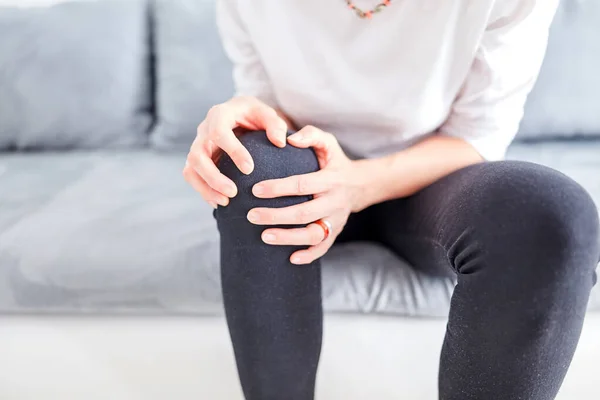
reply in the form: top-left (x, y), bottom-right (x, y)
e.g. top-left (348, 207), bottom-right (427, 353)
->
top-left (517, 0), bottom-right (600, 140)
top-left (149, 0), bottom-right (234, 150)
top-left (147, 0), bottom-right (598, 147)
top-left (0, 0), bottom-right (152, 150)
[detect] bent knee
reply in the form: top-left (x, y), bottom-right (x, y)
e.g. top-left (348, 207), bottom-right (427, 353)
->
top-left (482, 161), bottom-right (598, 239)
top-left (218, 130), bottom-right (319, 182)
top-left (464, 161), bottom-right (599, 273)
top-left (217, 130), bottom-right (319, 216)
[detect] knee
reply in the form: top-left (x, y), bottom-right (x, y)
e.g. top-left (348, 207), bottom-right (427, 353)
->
top-left (217, 130), bottom-right (320, 217)
top-left (461, 161), bottom-right (599, 277)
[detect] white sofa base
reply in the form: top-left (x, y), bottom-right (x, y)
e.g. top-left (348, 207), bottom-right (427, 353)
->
top-left (0, 314), bottom-right (598, 400)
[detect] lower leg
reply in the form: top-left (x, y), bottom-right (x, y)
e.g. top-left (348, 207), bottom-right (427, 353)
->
top-left (373, 161), bottom-right (599, 399)
top-left (215, 131), bottom-right (322, 400)
top-left (436, 162), bottom-right (599, 400)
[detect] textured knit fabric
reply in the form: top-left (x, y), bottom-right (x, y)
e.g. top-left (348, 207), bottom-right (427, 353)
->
top-left (215, 131), bottom-right (600, 400)
top-left (216, 0), bottom-right (559, 160)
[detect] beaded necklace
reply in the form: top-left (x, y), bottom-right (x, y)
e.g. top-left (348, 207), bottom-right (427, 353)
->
top-left (345, 0), bottom-right (392, 19)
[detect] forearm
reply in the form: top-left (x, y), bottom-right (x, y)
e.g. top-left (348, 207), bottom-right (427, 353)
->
top-left (353, 134), bottom-right (484, 211)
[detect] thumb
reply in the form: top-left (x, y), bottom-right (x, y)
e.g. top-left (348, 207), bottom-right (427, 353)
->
top-left (288, 126), bottom-right (342, 167)
top-left (287, 126), bottom-right (338, 151)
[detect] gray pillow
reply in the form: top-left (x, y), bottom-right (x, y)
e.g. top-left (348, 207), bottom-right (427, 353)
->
top-left (150, 0), bottom-right (234, 150)
top-left (0, 0), bottom-right (152, 150)
top-left (517, 0), bottom-right (600, 140)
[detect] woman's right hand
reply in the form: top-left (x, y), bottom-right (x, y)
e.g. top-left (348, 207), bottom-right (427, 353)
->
top-left (183, 96), bottom-right (289, 209)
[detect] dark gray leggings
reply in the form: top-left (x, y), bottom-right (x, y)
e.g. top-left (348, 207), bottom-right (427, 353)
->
top-left (215, 131), bottom-right (600, 400)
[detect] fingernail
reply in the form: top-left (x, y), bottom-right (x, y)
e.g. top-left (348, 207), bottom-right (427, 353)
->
top-left (208, 201), bottom-right (218, 209)
top-left (262, 233), bottom-right (276, 243)
top-left (247, 211), bottom-right (259, 223)
top-left (277, 130), bottom-right (287, 146)
top-left (225, 184), bottom-right (237, 198)
top-left (290, 133), bottom-right (304, 142)
top-left (252, 184), bottom-right (264, 196)
top-left (242, 161), bottom-right (254, 175)
top-left (291, 256), bottom-right (302, 264)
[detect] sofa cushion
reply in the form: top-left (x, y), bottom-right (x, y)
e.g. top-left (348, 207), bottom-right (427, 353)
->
top-left (517, 0), bottom-right (600, 140)
top-left (0, 151), bottom-right (454, 316)
top-left (0, 0), bottom-right (151, 150)
top-left (150, 0), bottom-right (234, 150)
top-left (148, 0), bottom-right (600, 147)
top-left (0, 142), bottom-right (599, 316)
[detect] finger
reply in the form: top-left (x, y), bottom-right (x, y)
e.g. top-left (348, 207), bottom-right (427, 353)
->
top-left (290, 237), bottom-right (333, 265)
top-left (287, 125), bottom-right (337, 151)
top-left (182, 164), bottom-right (230, 208)
top-left (247, 196), bottom-right (335, 226)
top-left (261, 223), bottom-right (326, 246)
top-left (252, 170), bottom-right (334, 198)
top-left (206, 105), bottom-right (255, 175)
top-left (242, 101), bottom-right (288, 148)
top-left (187, 149), bottom-right (238, 198)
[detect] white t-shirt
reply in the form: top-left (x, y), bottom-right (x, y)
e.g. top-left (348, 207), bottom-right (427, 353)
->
top-left (216, 0), bottom-right (558, 160)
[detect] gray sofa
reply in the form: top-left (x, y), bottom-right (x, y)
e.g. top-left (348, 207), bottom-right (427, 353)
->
top-left (1, 0), bottom-right (599, 320)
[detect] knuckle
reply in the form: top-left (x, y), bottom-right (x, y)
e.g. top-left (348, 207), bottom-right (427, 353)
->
top-left (200, 170), bottom-right (219, 188)
top-left (186, 151), bottom-right (199, 168)
top-left (211, 127), bottom-right (225, 143)
top-left (196, 121), bottom-right (206, 136)
top-left (266, 211), bottom-right (277, 224)
top-left (228, 146), bottom-right (245, 162)
top-left (182, 166), bottom-right (194, 180)
top-left (211, 177), bottom-right (227, 192)
top-left (321, 172), bottom-right (334, 188)
top-left (259, 103), bottom-right (277, 116)
top-left (326, 135), bottom-right (338, 149)
top-left (303, 125), bottom-right (318, 135)
top-left (191, 134), bottom-right (205, 152)
top-left (296, 176), bottom-right (308, 194)
top-left (206, 177), bottom-right (222, 191)
top-left (295, 208), bottom-right (311, 223)
top-left (182, 171), bottom-right (191, 183)
top-left (206, 104), bottom-right (222, 119)
top-left (233, 95), bottom-right (253, 105)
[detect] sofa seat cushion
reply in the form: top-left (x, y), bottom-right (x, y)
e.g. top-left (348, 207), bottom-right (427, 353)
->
top-left (1, 142), bottom-right (599, 315)
top-left (0, 151), bottom-right (452, 316)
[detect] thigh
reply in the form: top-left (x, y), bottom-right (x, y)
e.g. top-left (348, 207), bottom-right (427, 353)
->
top-left (334, 207), bottom-right (377, 244)
top-left (369, 163), bottom-right (491, 278)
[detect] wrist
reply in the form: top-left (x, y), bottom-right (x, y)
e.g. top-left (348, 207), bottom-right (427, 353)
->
top-left (348, 158), bottom-right (386, 213)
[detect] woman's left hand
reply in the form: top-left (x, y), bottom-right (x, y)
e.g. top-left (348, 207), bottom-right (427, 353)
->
top-left (247, 126), bottom-right (364, 265)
